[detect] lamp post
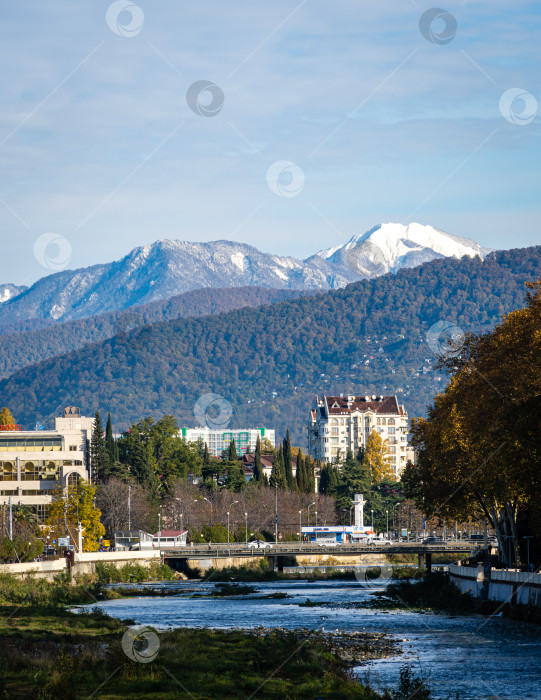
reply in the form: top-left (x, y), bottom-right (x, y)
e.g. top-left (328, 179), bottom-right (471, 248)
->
top-left (227, 500), bottom-right (239, 544)
top-left (307, 502), bottom-right (315, 526)
top-left (274, 482), bottom-right (278, 544)
top-left (393, 503), bottom-right (401, 537)
top-left (245, 512), bottom-right (248, 545)
top-left (386, 510), bottom-right (389, 539)
top-left (203, 497), bottom-right (213, 524)
top-left (371, 509), bottom-right (374, 533)
top-left (315, 511), bottom-right (318, 530)
top-left (299, 510), bottom-right (303, 543)
top-left (128, 485), bottom-right (131, 531)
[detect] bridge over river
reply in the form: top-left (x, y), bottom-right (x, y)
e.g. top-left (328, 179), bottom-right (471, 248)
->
top-left (161, 541), bottom-right (477, 573)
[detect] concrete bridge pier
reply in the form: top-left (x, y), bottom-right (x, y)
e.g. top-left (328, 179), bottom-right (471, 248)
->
top-left (418, 552), bottom-right (432, 573)
top-left (267, 555), bottom-right (284, 573)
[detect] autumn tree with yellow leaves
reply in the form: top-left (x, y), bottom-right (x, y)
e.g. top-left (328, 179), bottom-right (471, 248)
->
top-left (45, 479), bottom-right (105, 552)
top-left (362, 430), bottom-right (395, 482)
top-left (403, 281), bottom-right (541, 567)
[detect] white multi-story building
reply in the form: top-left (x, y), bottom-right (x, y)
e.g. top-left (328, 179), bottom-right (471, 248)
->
top-left (0, 407), bottom-right (94, 520)
top-left (180, 427), bottom-right (275, 457)
top-left (308, 394), bottom-right (414, 476)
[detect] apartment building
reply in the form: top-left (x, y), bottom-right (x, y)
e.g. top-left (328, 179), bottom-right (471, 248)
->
top-left (0, 407), bottom-right (94, 520)
top-left (180, 427), bottom-right (275, 458)
top-left (308, 394), bottom-right (414, 476)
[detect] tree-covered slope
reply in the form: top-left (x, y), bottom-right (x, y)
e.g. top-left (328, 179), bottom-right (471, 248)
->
top-left (1, 247), bottom-right (539, 443)
top-left (0, 286), bottom-right (306, 377)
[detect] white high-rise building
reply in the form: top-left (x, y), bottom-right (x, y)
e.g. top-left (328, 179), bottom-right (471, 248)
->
top-left (180, 427), bottom-right (275, 457)
top-left (308, 394), bottom-right (414, 476)
top-left (0, 407), bottom-right (94, 520)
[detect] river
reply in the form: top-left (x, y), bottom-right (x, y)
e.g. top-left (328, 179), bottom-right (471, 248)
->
top-left (83, 579), bottom-right (541, 699)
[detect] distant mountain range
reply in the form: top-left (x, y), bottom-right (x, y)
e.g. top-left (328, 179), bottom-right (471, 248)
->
top-left (0, 223), bottom-right (489, 325)
top-left (1, 246), bottom-right (538, 443)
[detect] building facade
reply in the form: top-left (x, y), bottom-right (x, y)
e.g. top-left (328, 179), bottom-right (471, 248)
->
top-left (0, 407), bottom-right (94, 520)
top-left (180, 427), bottom-right (275, 458)
top-left (308, 394), bottom-right (414, 476)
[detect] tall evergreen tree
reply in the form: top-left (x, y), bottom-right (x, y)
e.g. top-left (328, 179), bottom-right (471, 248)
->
top-left (295, 450), bottom-right (305, 491)
top-left (105, 412), bottom-right (116, 464)
top-left (228, 439), bottom-right (238, 462)
top-left (305, 455), bottom-right (316, 494)
top-left (253, 436), bottom-right (263, 482)
top-left (91, 411), bottom-right (110, 483)
top-left (269, 446), bottom-right (287, 489)
top-left (283, 430), bottom-right (294, 490)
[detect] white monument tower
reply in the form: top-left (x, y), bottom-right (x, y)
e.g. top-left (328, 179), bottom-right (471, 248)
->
top-left (353, 494), bottom-right (364, 528)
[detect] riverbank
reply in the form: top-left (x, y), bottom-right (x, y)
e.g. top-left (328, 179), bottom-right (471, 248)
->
top-left (0, 583), bottom-right (409, 699)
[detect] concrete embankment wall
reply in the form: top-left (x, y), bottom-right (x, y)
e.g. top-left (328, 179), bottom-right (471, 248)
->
top-left (449, 563), bottom-right (541, 607)
top-left (0, 550), bottom-right (162, 581)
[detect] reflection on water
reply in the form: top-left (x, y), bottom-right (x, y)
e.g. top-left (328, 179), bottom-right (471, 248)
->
top-left (82, 580), bottom-right (541, 699)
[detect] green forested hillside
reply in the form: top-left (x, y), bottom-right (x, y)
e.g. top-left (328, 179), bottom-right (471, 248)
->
top-left (0, 286), bottom-right (306, 377)
top-left (1, 247), bottom-right (539, 443)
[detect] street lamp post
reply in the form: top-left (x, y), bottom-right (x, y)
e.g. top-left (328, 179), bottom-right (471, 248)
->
top-left (371, 509), bottom-right (374, 533)
top-left (245, 512), bottom-right (248, 545)
top-left (274, 483), bottom-right (278, 544)
top-left (299, 510), bottom-right (303, 543)
top-left (307, 502), bottom-right (315, 526)
top-left (203, 497), bottom-right (213, 524)
top-left (227, 500), bottom-right (239, 544)
top-left (315, 511), bottom-right (318, 530)
top-left (128, 485), bottom-right (131, 530)
top-left (386, 510), bottom-right (389, 539)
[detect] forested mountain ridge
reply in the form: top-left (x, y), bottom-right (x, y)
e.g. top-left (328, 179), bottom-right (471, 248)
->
top-left (0, 246), bottom-right (539, 444)
top-left (0, 286), bottom-right (307, 378)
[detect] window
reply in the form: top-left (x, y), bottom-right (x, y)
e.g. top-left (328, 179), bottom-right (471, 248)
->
top-left (66, 472), bottom-right (80, 489)
top-left (22, 462), bottom-right (39, 481)
top-left (69, 445), bottom-right (77, 451)
top-left (388, 418), bottom-right (395, 425)
top-left (0, 461), bottom-right (15, 481)
top-left (388, 427), bottom-right (396, 435)
top-left (331, 437), bottom-right (339, 445)
top-left (331, 427), bottom-right (339, 435)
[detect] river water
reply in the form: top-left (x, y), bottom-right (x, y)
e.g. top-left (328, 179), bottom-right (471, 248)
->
top-left (84, 579), bottom-right (541, 699)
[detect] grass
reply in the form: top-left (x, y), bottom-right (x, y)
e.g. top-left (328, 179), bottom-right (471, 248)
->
top-left (0, 571), bottom-right (435, 698)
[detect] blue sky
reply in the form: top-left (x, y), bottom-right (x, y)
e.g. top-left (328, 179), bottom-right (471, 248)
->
top-left (0, 0), bottom-right (540, 285)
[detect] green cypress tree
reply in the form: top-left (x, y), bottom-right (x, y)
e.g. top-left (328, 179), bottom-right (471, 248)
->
top-left (105, 412), bottom-right (115, 464)
top-left (253, 436), bottom-right (263, 482)
top-left (269, 446), bottom-right (287, 489)
top-left (283, 430), bottom-right (294, 490)
top-left (305, 455), bottom-right (316, 494)
top-left (91, 411), bottom-right (110, 483)
top-left (295, 450), bottom-right (304, 491)
top-left (228, 439), bottom-right (238, 463)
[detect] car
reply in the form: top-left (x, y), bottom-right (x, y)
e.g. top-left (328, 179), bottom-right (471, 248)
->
top-left (317, 540), bottom-right (340, 547)
top-left (247, 540), bottom-right (273, 549)
top-left (367, 537), bottom-right (393, 545)
top-left (422, 537), bottom-right (445, 545)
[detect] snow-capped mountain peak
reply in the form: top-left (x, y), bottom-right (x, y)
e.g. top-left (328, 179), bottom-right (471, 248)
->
top-left (313, 222), bottom-right (490, 278)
